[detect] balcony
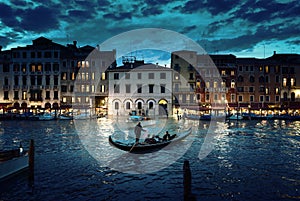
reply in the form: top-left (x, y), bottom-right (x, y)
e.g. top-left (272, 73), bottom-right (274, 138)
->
top-left (3, 85), bottom-right (9, 90)
top-left (44, 85), bottom-right (51, 90)
top-left (29, 97), bottom-right (43, 102)
top-left (13, 85), bottom-right (20, 90)
top-left (13, 71), bottom-right (20, 75)
top-left (22, 85), bottom-right (28, 90)
top-left (30, 86), bottom-right (43, 90)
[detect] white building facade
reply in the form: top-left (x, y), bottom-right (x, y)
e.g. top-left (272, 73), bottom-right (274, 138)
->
top-left (107, 61), bottom-right (173, 117)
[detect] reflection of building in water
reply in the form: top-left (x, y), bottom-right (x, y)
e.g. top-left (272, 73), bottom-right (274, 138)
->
top-left (107, 57), bottom-right (173, 117)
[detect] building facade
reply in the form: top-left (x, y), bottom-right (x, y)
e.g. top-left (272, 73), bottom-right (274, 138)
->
top-left (107, 57), bottom-right (173, 117)
top-left (0, 37), bottom-right (116, 115)
top-left (171, 50), bottom-right (300, 115)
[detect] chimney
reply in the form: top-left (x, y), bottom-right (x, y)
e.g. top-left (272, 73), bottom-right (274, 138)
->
top-left (73, 41), bottom-right (77, 47)
top-left (273, 51), bottom-right (276, 55)
top-left (0, 46), bottom-right (2, 52)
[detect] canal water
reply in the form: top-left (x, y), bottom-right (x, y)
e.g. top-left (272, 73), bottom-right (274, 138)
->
top-left (0, 117), bottom-right (299, 201)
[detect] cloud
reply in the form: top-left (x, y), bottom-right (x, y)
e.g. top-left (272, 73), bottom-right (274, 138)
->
top-left (19, 6), bottom-right (60, 33)
top-left (0, 3), bottom-right (19, 27)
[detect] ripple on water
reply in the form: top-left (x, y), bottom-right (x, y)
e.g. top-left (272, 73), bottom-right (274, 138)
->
top-left (0, 119), bottom-right (300, 201)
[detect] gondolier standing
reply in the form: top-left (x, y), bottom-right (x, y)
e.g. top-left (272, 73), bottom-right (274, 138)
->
top-left (134, 122), bottom-right (146, 143)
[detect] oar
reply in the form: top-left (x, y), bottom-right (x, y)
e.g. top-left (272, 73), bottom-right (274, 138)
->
top-left (129, 142), bottom-right (137, 152)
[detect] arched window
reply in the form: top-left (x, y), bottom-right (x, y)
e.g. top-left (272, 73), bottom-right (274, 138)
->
top-left (137, 102), bottom-right (142, 110)
top-left (283, 92), bottom-right (288, 101)
top-left (249, 76), bottom-right (255, 83)
top-left (291, 92), bottom-right (295, 101)
top-left (126, 102), bottom-right (131, 110)
top-left (114, 102), bottom-right (119, 110)
top-left (149, 101), bottom-right (154, 109)
top-left (238, 75), bottom-right (244, 82)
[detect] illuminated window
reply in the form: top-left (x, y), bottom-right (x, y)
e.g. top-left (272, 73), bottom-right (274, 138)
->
top-left (22, 91), bottom-right (27, 100)
top-left (62, 97), bottom-right (67, 103)
top-left (91, 73), bottom-right (95, 80)
top-left (101, 73), bottom-right (106, 80)
top-left (91, 85), bottom-right (95, 92)
top-left (291, 78), bottom-right (295, 86)
top-left (100, 85), bottom-right (105, 93)
top-left (31, 64), bottom-right (35, 72)
top-left (221, 81), bottom-right (226, 88)
top-left (213, 81), bottom-right (218, 88)
top-left (72, 97), bottom-right (75, 103)
top-left (206, 82), bottom-right (210, 88)
top-left (259, 66), bottom-right (263, 71)
top-left (230, 70), bottom-right (235, 76)
top-left (275, 87), bottom-right (279, 94)
top-left (86, 85), bottom-right (90, 92)
top-left (81, 85), bottom-right (85, 92)
top-left (196, 80), bottom-right (201, 88)
top-left (265, 87), bottom-right (269, 94)
top-left (71, 73), bottom-right (75, 80)
top-left (231, 79), bottom-right (235, 88)
top-left (283, 78), bottom-right (287, 87)
top-left (221, 70), bottom-right (226, 76)
top-left (61, 72), bottom-right (67, 80)
top-left (37, 64), bottom-right (42, 72)
top-left (265, 66), bottom-right (269, 73)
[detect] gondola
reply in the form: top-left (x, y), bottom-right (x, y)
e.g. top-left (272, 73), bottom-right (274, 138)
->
top-left (108, 128), bottom-right (192, 153)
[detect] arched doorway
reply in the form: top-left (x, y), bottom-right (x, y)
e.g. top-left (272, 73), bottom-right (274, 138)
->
top-left (45, 102), bottom-right (51, 109)
top-left (158, 99), bottom-right (168, 116)
top-left (291, 92), bottom-right (295, 101)
top-left (13, 102), bottom-right (20, 109)
top-left (21, 102), bottom-right (27, 109)
top-left (53, 103), bottom-right (59, 109)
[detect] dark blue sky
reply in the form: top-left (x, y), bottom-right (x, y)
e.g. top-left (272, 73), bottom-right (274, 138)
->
top-left (0, 0), bottom-right (299, 65)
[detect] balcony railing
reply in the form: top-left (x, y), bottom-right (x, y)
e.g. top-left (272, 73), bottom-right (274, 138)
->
top-left (3, 85), bottom-right (9, 90)
top-left (29, 98), bottom-right (43, 102)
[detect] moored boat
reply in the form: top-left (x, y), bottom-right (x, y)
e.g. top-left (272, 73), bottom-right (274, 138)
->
top-left (0, 147), bottom-right (29, 180)
top-left (109, 128), bottom-right (192, 153)
top-left (59, 112), bottom-right (73, 120)
top-left (38, 112), bottom-right (56, 121)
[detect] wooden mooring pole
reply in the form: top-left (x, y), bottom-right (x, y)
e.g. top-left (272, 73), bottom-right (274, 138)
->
top-left (28, 139), bottom-right (34, 188)
top-left (183, 160), bottom-right (196, 201)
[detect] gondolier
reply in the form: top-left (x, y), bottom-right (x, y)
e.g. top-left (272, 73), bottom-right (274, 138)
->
top-left (134, 122), bottom-right (146, 143)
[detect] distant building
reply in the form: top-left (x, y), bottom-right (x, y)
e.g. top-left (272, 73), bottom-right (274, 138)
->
top-left (171, 50), bottom-right (300, 115)
top-left (0, 37), bottom-right (116, 115)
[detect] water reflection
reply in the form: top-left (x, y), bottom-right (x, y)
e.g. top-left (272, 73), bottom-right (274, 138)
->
top-left (0, 118), bottom-right (300, 201)
top-left (75, 118), bottom-right (194, 174)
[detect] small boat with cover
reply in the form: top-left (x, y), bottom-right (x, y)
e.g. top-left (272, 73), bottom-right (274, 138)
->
top-left (109, 128), bottom-right (192, 153)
